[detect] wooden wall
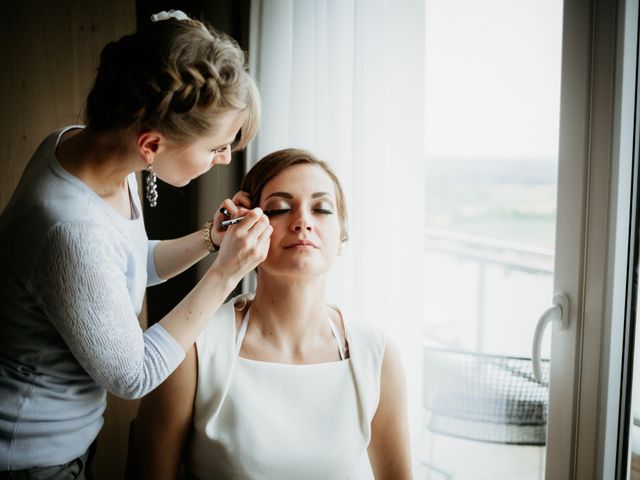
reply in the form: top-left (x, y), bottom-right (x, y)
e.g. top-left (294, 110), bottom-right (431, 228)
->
top-left (1, 2), bottom-right (138, 478)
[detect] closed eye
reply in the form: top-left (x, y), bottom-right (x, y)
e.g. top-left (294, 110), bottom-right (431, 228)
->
top-left (264, 208), bottom-right (291, 217)
top-left (211, 145), bottom-right (229, 155)
top-left (314, 208), bottom-right (334, 215)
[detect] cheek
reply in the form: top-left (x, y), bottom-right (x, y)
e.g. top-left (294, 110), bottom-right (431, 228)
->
top-left (186, 153), bottom-right (215, 175)
top-left (172, 151), bottom-right (201, 170)
top-left (198, 152), bottom-right (214, 167)
top-left (324, 220), bottom-right (342, 243)
top-left (317, 228), bottom-right (342, 256)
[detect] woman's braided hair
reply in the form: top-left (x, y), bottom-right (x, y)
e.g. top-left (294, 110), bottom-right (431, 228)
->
top-left (84, 18), bottom-right (260, 147)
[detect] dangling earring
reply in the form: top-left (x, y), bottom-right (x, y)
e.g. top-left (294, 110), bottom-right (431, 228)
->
top-left (145, 165), bottom-right (158, 207)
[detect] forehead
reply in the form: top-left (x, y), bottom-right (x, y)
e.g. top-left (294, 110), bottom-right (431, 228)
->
top-left (190, 110), bottom-right (244, 147)
top-left (261, 164), bottom-right (336, 200)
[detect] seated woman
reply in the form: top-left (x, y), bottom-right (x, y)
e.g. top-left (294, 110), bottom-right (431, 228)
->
top-left (127, 148), bottom-right (411, 479)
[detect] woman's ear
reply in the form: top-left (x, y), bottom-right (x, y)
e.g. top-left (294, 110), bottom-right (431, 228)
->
top-left (137, 131), bottom-right (164, 166)
top-left (337, 240), bottom-right (347, 256)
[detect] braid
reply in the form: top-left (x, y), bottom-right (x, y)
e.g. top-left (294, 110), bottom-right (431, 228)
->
top-left (84, 18), bottom-right (260, 144)
top-left (173, 66), bottom-right (206, 113)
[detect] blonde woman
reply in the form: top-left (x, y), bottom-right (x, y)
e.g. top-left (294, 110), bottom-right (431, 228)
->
top-left (0, 11), bottom-right (270, 477)
top-left (129, 149), bottom-right (412, 480)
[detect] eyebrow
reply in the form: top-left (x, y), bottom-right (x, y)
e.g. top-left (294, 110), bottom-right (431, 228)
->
top-left (211, 138), bottom-right (234, 151)
top-left (212, 131), bottom-right (240, 151)
top-left (264, 191), bottom-right (333, 200)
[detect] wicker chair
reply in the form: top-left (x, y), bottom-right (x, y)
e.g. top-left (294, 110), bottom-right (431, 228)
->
top-left (421, 347), bottom-right (550, 478)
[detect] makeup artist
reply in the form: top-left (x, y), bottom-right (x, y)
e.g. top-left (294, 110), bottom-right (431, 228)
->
top-left (0, 11), bottom-right (270, 478)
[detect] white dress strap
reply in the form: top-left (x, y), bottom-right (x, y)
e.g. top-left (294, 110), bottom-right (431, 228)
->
top-left (235, 308), bottom-right (346, 360)
top-left (235, 309), bottom-right (250, 355)
top-left (328, 320), bottom-right (346, 361)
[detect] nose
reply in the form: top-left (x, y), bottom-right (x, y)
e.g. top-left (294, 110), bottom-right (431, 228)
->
top-left (214, 145), bottom-right (232, 165)
top-left (291, 210), bottom-right (313, 232)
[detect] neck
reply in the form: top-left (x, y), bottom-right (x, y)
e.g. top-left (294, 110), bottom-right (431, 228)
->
top-left (249, 272), bottom-right (330, 348)
top-left (56, 127), bottom-right (143, 198)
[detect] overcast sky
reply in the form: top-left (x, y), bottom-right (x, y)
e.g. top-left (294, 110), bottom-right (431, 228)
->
top-left (424, 0), bottom-right (563, 161)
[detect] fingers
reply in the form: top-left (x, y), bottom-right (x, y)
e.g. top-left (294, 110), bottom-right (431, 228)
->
top-left (212, 199), bottom-right (249, 239)
top-left (242, 212), bottom-right (272, 244)
top-left (211, 210), bottom-right (272, 281)
top-left (215, 199), bottom-right (241, 224)
top-left (232, 191), bottom-right (251, 209)
top-left (226, 208), bottom-right (267, 235)
top-left (217, 208), bottom-right (270, 250)
top-left (209, 193), bottom-right (269, 270)
top-left (251, 224), bottom-right (272, 268)
top-left (256, 222), bottom-right (273, 245)
top-left (222, 198), bottom-right (240, 215)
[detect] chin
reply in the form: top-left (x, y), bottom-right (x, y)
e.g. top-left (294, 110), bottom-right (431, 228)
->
top-left (172, 178), bottom-right (192, 187)
top-left (160, 176), bottom-right (191, 188)
top-left (264, 260), bottom-right (331, 278)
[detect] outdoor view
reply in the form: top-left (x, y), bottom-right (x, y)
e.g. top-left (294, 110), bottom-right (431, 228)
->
top-left (421, 0), bottom-right (562, 478)
top-left (424, 157), bottom-right (556, 356)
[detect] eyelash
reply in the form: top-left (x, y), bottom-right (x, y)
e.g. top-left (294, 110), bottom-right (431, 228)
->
top-left (212, 133), bottom-right (241, 155)
top-left (315, 209), bottom-right (334, 215)
top-left (264, 208), bottom-right (334, 217)
top-left (264, 209), bottom-right (290, 217)
top-left (211, 145), bottom-right (228, 155)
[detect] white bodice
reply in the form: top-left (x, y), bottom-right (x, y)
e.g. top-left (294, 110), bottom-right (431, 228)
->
top-left (186, 297), bottom-right (386, 479)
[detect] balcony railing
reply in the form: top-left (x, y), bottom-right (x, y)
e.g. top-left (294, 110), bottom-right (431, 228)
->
top-left (424, 227), bottom-right (554, 353)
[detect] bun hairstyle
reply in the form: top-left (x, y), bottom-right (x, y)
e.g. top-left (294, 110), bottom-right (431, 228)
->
top-left (241, 149), bottom-right (349, 243)
top-left (84, 17), bottom-right (260, 147)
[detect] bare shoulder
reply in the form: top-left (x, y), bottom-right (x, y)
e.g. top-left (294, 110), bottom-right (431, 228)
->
top-left (382, 338), bottom-right (403, 368)
top-left (127, 346), bottom-right (198, 480)
top-left (369, 338), bottom-right (412, 479)
top-left (379, 338), bottom-right (406, 402)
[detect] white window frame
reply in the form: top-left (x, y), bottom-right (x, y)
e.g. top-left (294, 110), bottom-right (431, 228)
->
top-left (548, 0), bottom-right (638, 478)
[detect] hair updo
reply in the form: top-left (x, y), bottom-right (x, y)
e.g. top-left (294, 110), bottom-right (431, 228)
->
top-left (84, 18), bottom-right (260, 147)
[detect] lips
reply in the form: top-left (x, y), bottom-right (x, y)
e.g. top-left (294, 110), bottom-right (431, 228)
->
top-left (285, 239), bottom-right (318, 249)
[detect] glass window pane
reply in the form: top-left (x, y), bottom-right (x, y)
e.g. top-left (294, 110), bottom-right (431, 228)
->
top-left (422, 0), bottom-right (563, 478)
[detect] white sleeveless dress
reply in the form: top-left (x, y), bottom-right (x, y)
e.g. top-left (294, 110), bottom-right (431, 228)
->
top-left (185, 297), bottom-right (386, 480)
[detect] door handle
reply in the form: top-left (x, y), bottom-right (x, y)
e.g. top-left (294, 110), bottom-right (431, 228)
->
top-left (532, 293), bottom-right (569, 382)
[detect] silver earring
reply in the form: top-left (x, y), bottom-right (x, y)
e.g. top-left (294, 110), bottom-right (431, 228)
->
top-left (145, 165), bottom-right (158, 207)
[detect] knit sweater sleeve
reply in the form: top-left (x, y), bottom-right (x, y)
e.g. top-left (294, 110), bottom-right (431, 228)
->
top-left (31, 221), bottom-right (185, 399)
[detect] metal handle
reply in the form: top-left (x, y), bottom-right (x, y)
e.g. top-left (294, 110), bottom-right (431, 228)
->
top-left (532, 293), bottom-right (569, 382)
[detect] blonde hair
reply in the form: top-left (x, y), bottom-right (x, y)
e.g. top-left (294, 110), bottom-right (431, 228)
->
top-left (241, 149), bottom-right (348, 242)
top-left (84, 18), bottom-right (260, 148)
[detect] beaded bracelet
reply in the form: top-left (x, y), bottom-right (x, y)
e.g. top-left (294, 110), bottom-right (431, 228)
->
top-left (202, 220), bottom-right (219, 253)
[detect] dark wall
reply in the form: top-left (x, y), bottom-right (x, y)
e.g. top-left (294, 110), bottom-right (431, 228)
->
top-left (137, 0), bottom-right (251, 324)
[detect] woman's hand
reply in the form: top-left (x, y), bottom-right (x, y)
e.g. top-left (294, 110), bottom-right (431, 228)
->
top-left (211, 206), bottom-right (271, 283)
top-left (210, 191), bottom-right (252, 247)
top-left (157, 205), bottom-right (270, 352)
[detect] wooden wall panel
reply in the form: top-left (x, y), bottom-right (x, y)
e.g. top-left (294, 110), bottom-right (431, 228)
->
top-left (1, 1), bottom-right (135, 209)
top-left (1, 2), bottom-right (139, 479)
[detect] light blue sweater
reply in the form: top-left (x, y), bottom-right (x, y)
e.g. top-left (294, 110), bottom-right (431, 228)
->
top-left (0, 127), bottom-right (185, 469)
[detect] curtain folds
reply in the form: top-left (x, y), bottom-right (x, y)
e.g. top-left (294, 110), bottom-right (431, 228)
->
top-left (249, 0), bottom-right (426, 470)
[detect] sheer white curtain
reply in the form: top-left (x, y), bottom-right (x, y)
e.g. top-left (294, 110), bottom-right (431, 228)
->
top-left (248, 0), bottom-right (425, 468)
